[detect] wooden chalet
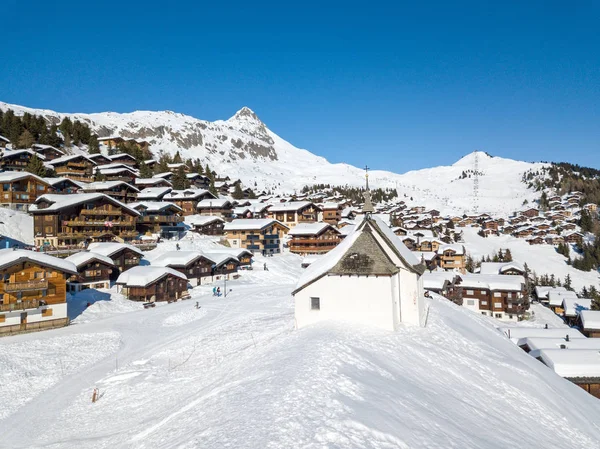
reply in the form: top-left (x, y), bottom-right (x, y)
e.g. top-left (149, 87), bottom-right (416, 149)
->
top-left (31, 144), bottom-right (65, 161)
top-left (196, 198), bottom-right (234, 220)
top-left (151, 251), bottom-right (214, 286)
top-left (42, 177), bottom-right (82, 194)
top-left (438, 244), bottom-right (466, 272)
top-left (0, 149), bottom-right (43, 171)
top-left (320, 203), bottom-right (343, 225)
top-left (268, 201), bottom-right (322, 227)
top-left (95, 164), bottom-right (138, 183)
top-left (154, 172), bottom-right (173, 181)
top-left (98, 136), bottom-right (150, 153)
top-left (134, 177), bottom-right (172, 189)
top-left (0, 249), bottom-right (77, 335)
top-left (107, 153), bottom-right (138, 168)
top-left (136, 186), bottom-right (172, 202)
top-left (116, 266), bottom-right (188, 302)
top-left (563, 231), bottom-right (583, 245)
top-left (49, 154), bottom-right (96, 182)
top-left (520, 208), bottom-right (540, 218)
top-left (580, 311), bottom-right (600, 338)
top-left (536, 349), bottom-right (600, 399)
top-left (81, 181), bottom-right (140, 203)
top-left (457, 274), bottom-right (527, 321)
top-left (30, 193), bottom-right (140, 249)
top-left (65, 251), bottom-right (115, 292)
top-left (0, 172), bottom-right (53, 211)
top-left (203, 252), bottom-right (240, 281)
top-left (87, 242), bottom-right (144, 276)
top-left (166, 189), bottom-right (218, 216)
top-left (188, 215), bottom-right (225, 235)
top-left (130, 201), bottom-right (184, 238)
top-left (186, 173), bottom-right (211, 189)
top-left (224, 219), bottom-right (289, 255)
top-left (479, 262), bottom-right (526, 276)
top-left (417, 238), bottom-right (442, 252)
top-left (288, 222), bottom-right (341, 255)
top-left (414, 251), bottom-right (439, 271)
top-left (87, 153), bottom-right (111, 165)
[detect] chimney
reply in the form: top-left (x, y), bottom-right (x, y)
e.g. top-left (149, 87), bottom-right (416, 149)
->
top-left (565, 334), bottom-right (570, 342)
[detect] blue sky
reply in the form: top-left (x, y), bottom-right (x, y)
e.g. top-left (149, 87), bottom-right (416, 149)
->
top-left (1, 1), bottom-right (599, 172)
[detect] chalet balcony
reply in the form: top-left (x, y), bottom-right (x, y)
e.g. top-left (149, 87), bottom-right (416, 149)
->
top-left (80, 209), bottom-right (123, 216)
top-left (4, 280), bottom-right (48, 292)
top-left (64, 220), bottom-right (135, 227)
top-left (0, 299), bottom-right (41, 312)
top-left (139, 216), bottom-right (184, 223)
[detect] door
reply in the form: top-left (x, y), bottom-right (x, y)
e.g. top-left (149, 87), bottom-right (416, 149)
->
top-left (20, 312), bottom-right (27, 331)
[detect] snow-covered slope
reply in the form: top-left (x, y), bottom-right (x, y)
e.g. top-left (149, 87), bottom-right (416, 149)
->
top-left (1, 245), bottom-right (599, 448)
top-left (0, 101), bottom-right (547, 215)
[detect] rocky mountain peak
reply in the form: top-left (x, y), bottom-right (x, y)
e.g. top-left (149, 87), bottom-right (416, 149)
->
top-left (229, 106), bottom-right (261, 123)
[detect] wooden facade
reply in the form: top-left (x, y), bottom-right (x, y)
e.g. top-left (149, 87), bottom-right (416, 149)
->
top-left (224, 220), bottom-right (289, 255)
top-left (322, 204), bottom-right (343, 225)
top-left (189, 217), bottom-right (225, 235)
top-left (132, 202), bottom-right (184, 238)
top-left (67, 258), bottom-right (114, 292)
top-left (0, 173), bottom-right (53, 211)
top-left (288, 225), bottom-right (341, 255)
top-left (168, 191), bottom-right (218, 216)
top-left (50, 155), bottom-right (96, 182)
top-left (0, 149), bottom-right (39, 171)
top-left (82, 181), bottom-right (140, 203)
top-left (118, 272), bottom-right (188, 302)
top-left (268, 202), bottom-right (322, 227)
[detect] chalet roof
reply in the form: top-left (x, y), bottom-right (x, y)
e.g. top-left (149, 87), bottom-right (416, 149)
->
top-left (186, 215), bottom-right (225, 226)
top-left (458, 274), bottom-right (524, 292)
top-left (129, 201), bottom-right (183, 213)
top-left (0, 135), bottom-right (9, 143)
top-left (116, 266), bottom-right (187, 287)
top-left (197, 198), bottom-right (233, 209)
top-left (534, 286), bottom-right (567, 300)
top-left (269, 201), bottom-right (320, 212)
top-left (87, 242), bottom-right (144, 257)
top-left (548, 290), bottom-right (578, 307)
top-left (135, 177), bottom-right (172, 187)
top-left (288, 222), bottom-right (339, 237)
top-left (31, 143), bottom-right (65, 154)
top-left (580, 310), bottom-right (600, 330)
top-left (167, 163), bottom-right (187, 169)
top-left (87, 153), bottom-right (111, 161)
top-left (201, 252), bottom-right (239, 268)
top-left (521, 337), bottom-right (600, 355)
top-left (204, 248), bottom-right (253, 260)
top-left (224, 218), bottom-right (288, 232)
top-left (293, 216), bottom-right (423, 294)
top-left (107, 153), bottom-right (136, 161)
top-left (422, 272), bottom-right (451, 290)
top-left (0, 171), bottom-right (50, 185)
top-left (154, 172), bottom-right (173, 179)
top-left (49, 153), bottom-right (95, 166)
top-left (0, 249), bottom-right (77, 275)
top-left (150, 251), bottom-right (204, 268)
top-left (538, 349), bottom-right (600, 378)
top-left (29, 193), bottom-right (140, 216)
top-left (339, 224), bottom-right (356, 236)
top-left (167, 189), bottom-right (215, 201)
top-left (562, 297), bottom-right (592, 317)
top-left (137, 187), bottom-right (172, 200)
top-left (96, 166), bottom-right (139, 176)
top-left (438, 244), bottom-right (465, 255)
top-left (412, 251), bottom-right (437, 262)
top-left (81, 181), bottom-right (140, 192)
top-left (498, 326), bottom-right (586, 344)
top-left (479, 262), bottom-right (525, 275)
top-left (65, 251), bottom-right (115, 269)
top-left (42, 177), bottom-right (85, 188)
top-left (2, 149), bottom-right (44, 160)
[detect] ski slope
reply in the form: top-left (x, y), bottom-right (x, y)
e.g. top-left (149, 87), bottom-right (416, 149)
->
top-left (1, 241), bottom-right (600, 449)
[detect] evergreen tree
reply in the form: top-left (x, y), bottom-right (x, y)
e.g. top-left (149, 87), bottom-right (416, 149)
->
top-left (88, 135), bottom-right (100, 154)
top-left (172, 151), bottom-right (183, 164)
top-left (17, 130), bottom-right (35, 148)
top-left (209, 178), bottom-right (218, 197)
top-left (63, 133), bottom-right (72, 149)
top-left (579, 209), bottom-right (594, 233)
top-left (205, 163), bottom-right (214, 180)
top-left (232, 183), bottom-right (244, 200)
top-left (171, 166), bottom-right (190, 190)
top-left (139, 161), bottom-right (153, 178)
top-left (25, 154), bottom-right (47, 176)
top-left (564, 274), bottom-right (573, 291)
top-left (504, 249), bottom-right (513, 262)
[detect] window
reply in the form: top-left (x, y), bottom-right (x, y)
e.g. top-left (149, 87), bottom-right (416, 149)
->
top-left (494, 292), bottom-right (501, 297)
top-left (508, 315), bottom-right (513, 319)
top-left (480, 290), bottom-right (486, 295)
top-left (466, 300), bottom-right (475, 306)
top-left (481, 301), bottom-right (487, 306)
top-left (507, 292), bottom-right (512, 299)
top-left (481, 312), bottom-right (487, 316)
top-left (42, 308), bottom-right (53, 317)
top-left (494, 302), bottom-right (502, 308)
top-left (495, 313), bottom-right (502, 318)
top-left (466, 290), bottom-right (474, 295)
top-left (310, 297), bottom-right (320, 310)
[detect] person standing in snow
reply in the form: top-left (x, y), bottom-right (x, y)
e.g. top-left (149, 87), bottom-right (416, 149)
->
top-left (212, 286), bottom-right (217, 296)
top-left (217, 287), bottom-right (221, 297)
top-left (176, 243), bottom-right (180, 251)
top-left (264, 263), bottom-right (268, 271)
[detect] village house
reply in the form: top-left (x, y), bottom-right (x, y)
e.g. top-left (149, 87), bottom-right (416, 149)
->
top-left (86, 242), bottom-right (144, 276)
top-left (153, 171), bottom-right (173, 181)
top-left (416, 237), bottom-right (443, 252)
top-left (479, 262), bottom-right (525, 276)
top-left (288, 222), bottom-right (341, 255)
top-left (116, 266), bottom-right (188, 302)
top-left (321, 203), bottom-right (344, 225)
top-left (268, 201), bottom-right (322, 227)
top-left (456, 274), bottom-right (527, 321)
top-left (520, 208), bottom-right (540, 218)
top-left (31, 144), bottom-right (65, 161)
top-left (579, 310), bottom-right (600, 338)
top-left (186, 173), bottom-right (211, 189)
top-left (583, 203), bottom-right (598, 213)
top-left (563, 231), bottom-right (583, 245)
top-left (561, 297), bottom-right (592, 327)
top-left (224, 219), bottom-right (289, 255)
top-left (413, 251), bottom-right (439, 271)
top-left (151, 251), bottom-right (214, 286)
top-left (95, 165), bottom-right (138, 184)
top-left (202, 252), bottom-right (241, 281)
top-left (87, 153), bottom-right (111, 166)
top-left (187, 215), bottom-right (225, 235)
top-left (98, 136), bottom-right (150, 153)
top-left (136, 186), bottom-right (172, 202)
top-left (207, 248), bottom-right (253, 269)
top-left (42, 177), bottom-right (82, 194)
top-left (134, 177), bottom-right (172, 189)
top-left (0, 149), bottom-right (43, 171)
top-left (0, 249), bottom-right (77, 335)
top-left (129, 201), bottom-right (184, 239)
top-left (107, 153), bottom-right (138, 168)
top-left (292, 213), bottom-right (426, 331)
top-left (536, 349), bottom-right (600, 399)
top-left (400, 236), bottom-right (417, 251)
top-left (0, 172), bottom-right (53, 211)
top-left (196, 198), bottom-right (234, 220)
top-left (547, 290), bottom-right (578, 314)
top-left (437, 244), bottom-right (466, 272)
top-left (80, 181), bottom-right (140, 203)
top-left (422, 271), bottom-right (460, 296)
top-left (48, 154), bottom-right (97, 182)
top-left (545, 234), bottom-right (565, 245)
top-left (30, 194), bottom-right (140, 249)
top-left (165, 189), bottom-right (219, 215)
top-left (527, 236), bottom-right (545, 245)
top-left (65, 251), bottom-right (115, 292)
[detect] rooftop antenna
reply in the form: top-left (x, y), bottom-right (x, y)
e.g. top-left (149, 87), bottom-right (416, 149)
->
top-left (362, 165), bottom-right (375, 218)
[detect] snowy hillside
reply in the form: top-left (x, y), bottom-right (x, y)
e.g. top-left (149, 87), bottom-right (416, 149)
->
top-left (0, 101), bottom-right (547, 216)
top-left (1, 242), bottom-right (600, 448)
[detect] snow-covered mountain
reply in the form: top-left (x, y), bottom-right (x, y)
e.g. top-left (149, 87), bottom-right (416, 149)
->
top-left (0, 101), bottom-right (548, 216)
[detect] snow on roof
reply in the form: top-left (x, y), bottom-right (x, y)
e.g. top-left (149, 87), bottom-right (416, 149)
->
top-left (459, 274), bottom-right (524, 292)
top-left (0, 135), bottom-right (9, 143)
top-left (372, 216), bottom-right (421, 267)
top-left (97, 167), bottom-right (138, 176)
top-left (423, 272), bottom-right (451, 290)
top-left (49, 153), bottom-right (95, 165)
top-left (107, 153), bottom-right (136, 161)
top-left (197, 198), bottom-right (232, 208)
top-left (167, 163), bottom-right (187, 169)
top-left (548, 290), bottom-right (578, 307)
top-left (154, 172), bottom-right (173, 179)
top-left (81, 180), bottom-right (139, 192)
top-left (438, 244), bottom-right (465, 255)
top-left (167, 189), bottom-right (212, 200)
top-left (0, 171), bottom-right (49, 184)
top-left (288, 222), bottom-right (337, 236)
top-left (0, 248), bottom-right (77, 274)
top-left (186, 215), bottom-right (225, 226)
top-left (135, 177), bottom-right (172, 186)
top-left (301, 255), bottom-right (324, 266)
top-left (129, 201), bottom-right (182, 213)
top-left (522, 337), bottom-right (600, 356)
top-left (580, 310), bottom-right (600, 330)
top-left (224, 219), bottom-right (288, 231)
top-left (268, 201), bottom-right (318, 212)
top-left (137, 186), bottom-right (172, 199)
top-left (87, 242), bottom-right (144, 257)
top-left (150, 251), bottom-right (203, 268)
top-left (538, 349), bottom-right (600, 378)
top-left (29, 193), bottom-right (140, 216)
top-left (42, 177), bottom-right (85, 188)
top-left (339, 224), bottom-right (356, 236)
top-left (562, 297), bottom-right (592, 317)
top-left (498, 327), bottom-right (586, 344)
top-left (116, 265), bottom-right (187, 287)
top-left (480, 262), bottom-right (525, 275)
top-left (413, 251), bottom-right (437, 262)
top-left (65, 251), bottom-right (115, 268)
top-left (203, 248), bottom-right (253, 259)
top-left (534, 286), bottom-right (567, 300)
top-left (201, 252), bottom-right (239, 267)
top-left (31, 143), bottom-right (64, 154)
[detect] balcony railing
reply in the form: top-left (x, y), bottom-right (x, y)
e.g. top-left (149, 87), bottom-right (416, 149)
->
top-left (4, 280), bottom-right (48, 292)
top-left (0, 299), bottom-right (41, 312)
top-left (65, 220), bottom-right (135, 227)
top-left (139, 216), bottom-right (184, 223)
top-left (80, 209), bottom-right (123, 216)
